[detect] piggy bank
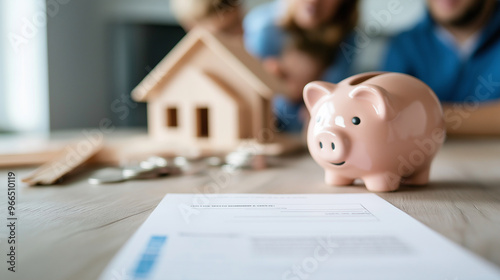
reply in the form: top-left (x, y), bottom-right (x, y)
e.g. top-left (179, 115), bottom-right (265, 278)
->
top-left (304, 72), bottom-right (445, 192)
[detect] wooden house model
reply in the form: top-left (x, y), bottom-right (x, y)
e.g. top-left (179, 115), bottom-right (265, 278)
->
top-left (132, 28), bottom-right (285, 152)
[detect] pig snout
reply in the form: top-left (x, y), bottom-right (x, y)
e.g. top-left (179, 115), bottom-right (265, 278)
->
top-left (313, 131), bottom-right (349, 165)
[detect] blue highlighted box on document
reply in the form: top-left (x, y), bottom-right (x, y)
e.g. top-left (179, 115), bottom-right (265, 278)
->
top-left (133, 235), bottom-right (168, 279)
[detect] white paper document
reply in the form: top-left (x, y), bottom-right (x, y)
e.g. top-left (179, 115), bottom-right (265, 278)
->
top-left (100, 194), bottom-right (500, 280)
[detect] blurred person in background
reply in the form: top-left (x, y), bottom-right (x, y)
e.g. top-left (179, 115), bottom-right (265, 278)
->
top-left (382, 0), bottom-right (500, 135)
top-left (244, 0), bottom-right (359, 133)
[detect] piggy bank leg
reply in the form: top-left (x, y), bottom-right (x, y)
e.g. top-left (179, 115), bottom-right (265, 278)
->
top-left (363, 173), bottom-right (401, 192)
top-left (325, 171), bottom-right (354, 186)
top-left (404, 164), bottom-right (431, 185)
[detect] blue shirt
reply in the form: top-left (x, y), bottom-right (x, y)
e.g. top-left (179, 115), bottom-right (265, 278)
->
top-left (244, 1), bottom-right (354, 132)
top-left (382, 1), bottom-right (500, 103)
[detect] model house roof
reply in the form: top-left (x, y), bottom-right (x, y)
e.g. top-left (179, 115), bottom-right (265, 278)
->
top-left (132, 28), bottom-right (283, 101)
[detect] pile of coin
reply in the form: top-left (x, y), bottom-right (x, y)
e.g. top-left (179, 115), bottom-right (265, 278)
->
top-left (88, 149), bottom-right (267, 185)
top-left (88, 156), bottom-right (182, 185)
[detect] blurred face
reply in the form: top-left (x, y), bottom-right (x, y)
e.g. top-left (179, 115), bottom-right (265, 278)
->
top-left (264, 48), bottom-right (325, 103)
top-left (293, 0), bottom-right (343, 29)
top-left (427, 0), bottom-right (488, 26)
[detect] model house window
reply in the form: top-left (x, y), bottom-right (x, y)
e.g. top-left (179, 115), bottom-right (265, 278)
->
top-left (166, 107), bottom-right (178, 127)
top-left (196, 107), bottom-right (209, 137)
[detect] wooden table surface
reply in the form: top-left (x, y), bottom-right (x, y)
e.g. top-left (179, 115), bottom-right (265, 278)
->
top-left (1, 136), bottom-right (500, 280)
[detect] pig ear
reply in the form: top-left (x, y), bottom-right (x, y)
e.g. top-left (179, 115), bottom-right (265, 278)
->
top-left (303, 81), bottom-right (336, 111)
top-left (348, 85), bottom-right (396, 120)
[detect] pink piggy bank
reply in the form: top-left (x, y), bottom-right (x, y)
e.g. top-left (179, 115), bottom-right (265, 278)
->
top-left (304, 72), bottom-right (445, 192)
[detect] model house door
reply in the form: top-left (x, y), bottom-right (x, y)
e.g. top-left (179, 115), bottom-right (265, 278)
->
top-left (196, 107), bottom-right (209, 138)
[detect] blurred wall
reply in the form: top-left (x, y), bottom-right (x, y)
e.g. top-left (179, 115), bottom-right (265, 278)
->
top-left (47, 0), bottom-right (108, 130)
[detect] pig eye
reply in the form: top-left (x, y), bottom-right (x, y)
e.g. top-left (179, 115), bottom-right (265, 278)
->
top-left (352, 117), bottom-right (361, 125)
top-left (319, 142), bottom-right (323, 149)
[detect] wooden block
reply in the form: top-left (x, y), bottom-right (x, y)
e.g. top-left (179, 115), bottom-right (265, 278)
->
top-left (22, 140), bottom-right (103, 186)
